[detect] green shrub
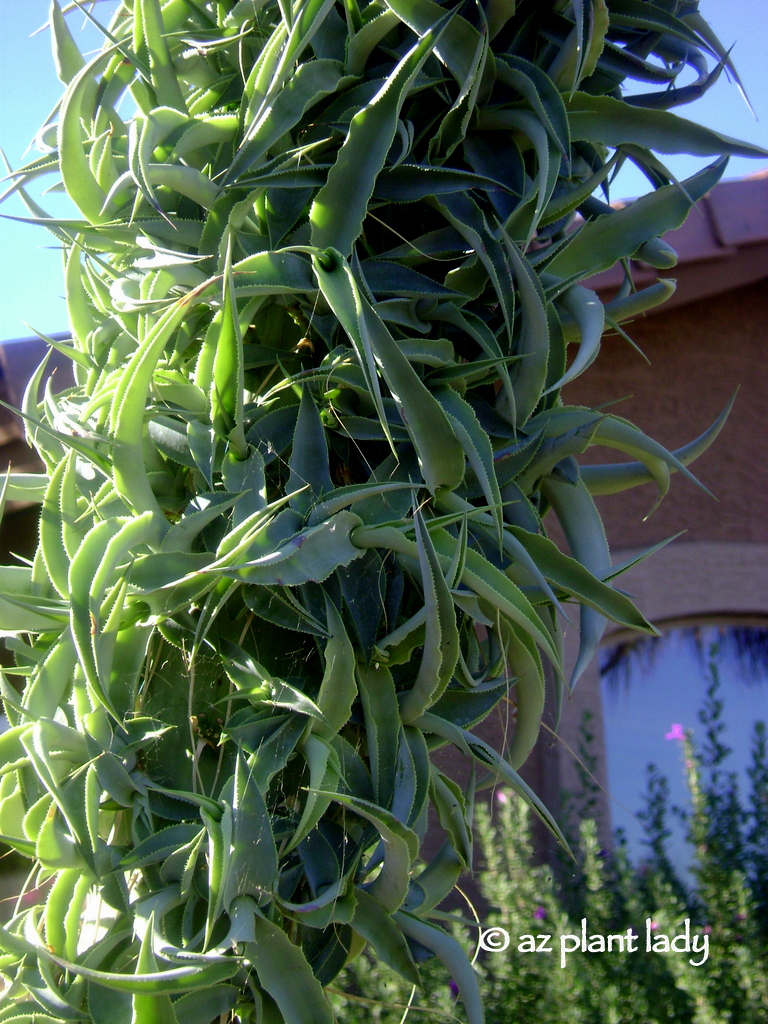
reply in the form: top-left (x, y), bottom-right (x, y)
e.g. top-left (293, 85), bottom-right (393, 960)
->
top-left (0, 1), bottom-right (765, 1021)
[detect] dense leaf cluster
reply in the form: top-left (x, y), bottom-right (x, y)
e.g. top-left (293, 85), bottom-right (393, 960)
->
top-left (0, 0), bottom-right (764, 1021)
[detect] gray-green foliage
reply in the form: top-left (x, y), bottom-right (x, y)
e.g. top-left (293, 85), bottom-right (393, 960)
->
top-left (0, 0), bottom-right (764, 1021)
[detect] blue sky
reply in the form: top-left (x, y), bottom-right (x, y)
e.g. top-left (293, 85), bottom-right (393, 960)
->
top-left (1, 0), bottom-right (767, 341)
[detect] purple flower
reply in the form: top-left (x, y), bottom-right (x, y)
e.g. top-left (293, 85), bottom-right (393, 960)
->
top-left (449, 980), bottom-right (459, 998)
top-left (496, 791), bottom-right (508, 805)
top-left (534, 906), bottom-right (547, 920)
top-left (664, 723), bottom-right (685, 741)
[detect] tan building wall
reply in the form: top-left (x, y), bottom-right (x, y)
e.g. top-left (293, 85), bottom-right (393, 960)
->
top-left (539, 278), bottom-right (768, 850)
top-left (566, 279), bottom-right (768, 549)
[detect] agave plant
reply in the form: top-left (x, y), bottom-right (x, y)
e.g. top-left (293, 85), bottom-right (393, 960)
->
top-left (0, 0), bottom-right (764, 1021)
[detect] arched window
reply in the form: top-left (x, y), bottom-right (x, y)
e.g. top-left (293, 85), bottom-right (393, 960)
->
top-left (600, 619), bottom-right (768, 865)
top-left (554, 541), bottom-right (768, 853)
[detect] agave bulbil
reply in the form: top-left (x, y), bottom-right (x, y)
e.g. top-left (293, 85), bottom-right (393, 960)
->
top-left (0, 0), bottom-right (764, 1021)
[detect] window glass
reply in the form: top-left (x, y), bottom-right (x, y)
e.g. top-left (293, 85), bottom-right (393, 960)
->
top-left (599, 624), bottom-right (768, 868)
